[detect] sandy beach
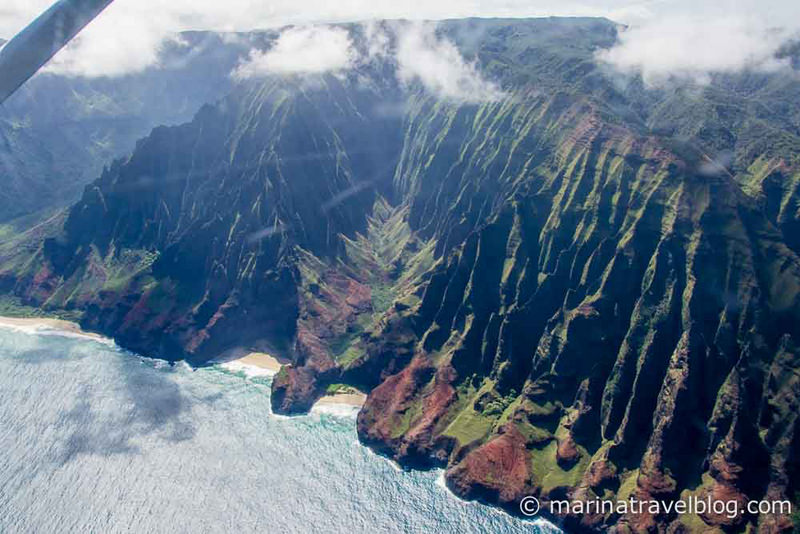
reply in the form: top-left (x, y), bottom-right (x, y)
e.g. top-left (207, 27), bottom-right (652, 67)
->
top-left (223, 352), bottom-right (367, 408)
top-left (0, 315), bottom-right (105, 340)
top-left (315, 391), bottom-right (367, 408)
top-left (228, 352), bottom-right (283, 372)
top-left (218, 351), bottom-right (283, 378)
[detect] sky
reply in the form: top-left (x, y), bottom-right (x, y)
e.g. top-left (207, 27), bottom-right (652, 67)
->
top-left (0, 0), bottom-right (798, 85)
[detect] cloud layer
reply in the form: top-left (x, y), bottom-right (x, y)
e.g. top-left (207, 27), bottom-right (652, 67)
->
top-left (597, 11), bottom-right (798, 85)
top-left (234, 26), bottom-right (355, 78)
top-left (44, 10), bottom-right (175, 77)
top-left (234, 22), bottom-right (504, 103)
top-left (1, 0), bottom-right (799, 83)
top-left (395, 23), bottom-right (504, 102)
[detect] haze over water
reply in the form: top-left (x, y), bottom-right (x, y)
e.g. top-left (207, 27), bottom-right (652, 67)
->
top-left (0, 325), bottom-right (554, 534)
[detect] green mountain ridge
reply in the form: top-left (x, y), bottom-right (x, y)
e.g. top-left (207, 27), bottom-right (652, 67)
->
top-left (1, 17), bottom-right (799, 533)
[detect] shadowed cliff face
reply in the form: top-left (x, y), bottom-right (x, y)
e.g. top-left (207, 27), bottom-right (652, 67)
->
top-left (2, 17), bottom-right (800, 533)
top-left (0, 31), bottom-right (274, 222)
top-left (25, 74), bottom-right (405, 364)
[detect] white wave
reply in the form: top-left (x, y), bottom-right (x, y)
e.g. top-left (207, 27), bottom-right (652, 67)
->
top-left (363, 445), bottom-right (404, 472)
top-left (0, 322), bottom-right (117, 347)
top-left (310, 403), bottom-right (360, 418)
top-left (172, 360), bottom-right (194, 372)
top-left (218, 360), bottom-right (276, 378)
top-left (430, 466), bottom-right (558, 531)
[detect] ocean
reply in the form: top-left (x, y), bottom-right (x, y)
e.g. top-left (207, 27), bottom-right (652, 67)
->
top-left (0, 325), bottom-right (555, 534)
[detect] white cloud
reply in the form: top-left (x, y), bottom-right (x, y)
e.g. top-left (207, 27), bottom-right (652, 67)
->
top-left (0, 0), bottom-right (641, 79)
top-left (364, 21), bottom-right (391, 60)
top-left (597, 13), bottom-right (797, 85)
top-left (394, 23), bottom-right (504, 103)
top-left (234, 26), bottom-right (355, 78)
top-left (1, 0), bottom-right (799, 81)
top-left (232, 21), bottom-right (504, 103)
top-left (44, 9), bottom-right (177, 77)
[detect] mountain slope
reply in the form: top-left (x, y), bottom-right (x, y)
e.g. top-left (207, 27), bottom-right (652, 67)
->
top-left (1, 17), bottom-right (799, 532)
top-left (355, 91), bottom-right (800, 532)
top-left (20, 74), bottom-right (400, 362)
top-left (0, 31), bottom-right (268, 222)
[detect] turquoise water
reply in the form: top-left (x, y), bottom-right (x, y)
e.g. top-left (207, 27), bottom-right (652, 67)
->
top-left (0, 326), bottom-right (555, 534)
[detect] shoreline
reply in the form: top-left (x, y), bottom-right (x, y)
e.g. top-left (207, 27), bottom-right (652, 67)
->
top-left (222, 353), bottom-right (367, 408)
top-left (0, 315), bottom-right (106, 341)
top-left (0, 316), bottom-right (368, 409)
top-left (218, 352), bottom-right (284, 376)
top-left (0, 323), bottom-right (544, 531)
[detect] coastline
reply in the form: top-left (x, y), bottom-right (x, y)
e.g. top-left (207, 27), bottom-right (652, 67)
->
top-left (0, 316), bottom-right (368, 410)
top-left (0, 315), bottom-right (106, 341)
top-left (222, 353), bottom-right (367, 408)
top-left (0, 316), bottom-right (540, 528)
top-left (218, 352), bottom-right (283, 376)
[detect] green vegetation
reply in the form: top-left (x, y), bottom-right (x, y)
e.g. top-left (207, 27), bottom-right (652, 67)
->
top-left (325, 383), bottom-right (358, 396)
top-left (370, 285), bottom-right (395, 315)
top-left (513, 421), bottom-right (553, 444)
top-left (528, 440), bottom-right (590, 493)
top-left (390, 397), bottom-right (425, 440)
top-left (616, 469), bottom-right (640, 502)
top-left (480, 389), bottom-right (518, 417)
top-left (337, 345), bottom-right (366, 367)
top-left (328, 323), bottom-right (366, 359)
top-left (0, 295), bottom-right (82, 322)
top-left (441, 380), bottom-right (521, 446)
top-left (292, 196), bottom-right (439, 367)
top-left (443, 407), bottom-right (496, 446)
top-left (101, 249), bottom-right (159, 292)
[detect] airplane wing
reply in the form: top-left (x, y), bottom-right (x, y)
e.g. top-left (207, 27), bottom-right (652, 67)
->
top-left (0, 0), bottom-right (114, 104)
